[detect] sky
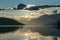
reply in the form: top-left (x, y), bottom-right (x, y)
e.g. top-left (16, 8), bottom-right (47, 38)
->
top-left (0, 0), bottom-right (60, 8)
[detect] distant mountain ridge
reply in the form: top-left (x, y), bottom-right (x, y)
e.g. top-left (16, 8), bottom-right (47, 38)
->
top-left (0, 4), bottom-right (60, 10)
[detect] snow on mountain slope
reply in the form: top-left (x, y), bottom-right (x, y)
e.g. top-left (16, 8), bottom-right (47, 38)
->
top-left (26, 4), bottom-right (36, 8)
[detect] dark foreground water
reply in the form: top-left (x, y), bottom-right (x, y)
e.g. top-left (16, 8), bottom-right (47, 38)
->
top-left (0, 27), bottom-right (60, 40)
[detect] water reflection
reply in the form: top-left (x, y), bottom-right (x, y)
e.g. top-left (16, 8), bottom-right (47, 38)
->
top-left (0, 29), bottom-right (54, 40)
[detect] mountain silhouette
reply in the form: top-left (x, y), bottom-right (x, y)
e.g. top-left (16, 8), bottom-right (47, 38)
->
top-left (0, 17), bottom-right (24, 33)
top-left (17, 4), bottom-right (26, 10)
top-left (26, 14), bottom-right (60, 36)
top-left (0, 17), bottom-right (24, 25)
